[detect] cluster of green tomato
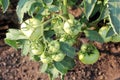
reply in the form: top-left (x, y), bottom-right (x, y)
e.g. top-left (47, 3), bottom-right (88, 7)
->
top-left (20, 17), bottom-right (100, 65)
top-left (31, 40), bottom-right (66, 63)
top-left (20, 18), bottom-right (68, 64)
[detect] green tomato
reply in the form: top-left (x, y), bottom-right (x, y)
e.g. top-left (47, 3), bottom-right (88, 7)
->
top-left (64, 19), bottom-right (74, 27)
top-left (48, 40), bottom-right (60, 53)
top-left (40, 54), bottom-right (52, 64)
top-left (20, 18), bottom-right (41, 40)
top-left (31, 45), bottom-right (43, 55)
top-left (21, 22), bottom-right (33, 38)
top-left (78, 50), bottom-right (99, 64)
top-left (63, 19), bottom-right (73, 34)
top-left (31, 42), bottom-right (44, 55)
top-left (52, 52), bottom-right (66, 62)
top-left (63, 19), bottom-right (80, 36)
top-left (78, 44), bottom-right (100, 64)
top-left (99, 26), bottom-right (112, 42)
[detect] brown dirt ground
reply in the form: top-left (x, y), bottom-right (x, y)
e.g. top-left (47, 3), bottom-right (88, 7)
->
top-left (0, 0), bottom-right (120, 80)
top-left (0, 39), bottom-right (120, 80)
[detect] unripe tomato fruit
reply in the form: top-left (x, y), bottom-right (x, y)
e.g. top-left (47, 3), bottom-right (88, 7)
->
top-left (48, 40), bottom-right (60, 53)
top-left (63, 19), bottom-right (73, 34)
top-left (52, 52), bottom-right (66, 62)
top-left (40, 54), bottom-right (52, 64)
top-left (78, 50), bottom-right (99, 64)
top-left (78, 44), bottom-right (100, 64)
top-left (31, 44), bottom-right (43, 55)
top-left (20, 18), bottom-right (41, 40)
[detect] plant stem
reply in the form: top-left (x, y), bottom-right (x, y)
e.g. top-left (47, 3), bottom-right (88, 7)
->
top-left (42, 17), bottom-right (57, 26)
top-left (63, 0), bottom-right (68, 16)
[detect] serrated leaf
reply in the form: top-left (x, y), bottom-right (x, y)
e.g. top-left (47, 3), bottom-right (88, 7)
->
top-left (44, 30), bottom-right (55, 39)
top-left (47, 67), bottom-right (60, 79)
top-left (0, 1), bottom-right (1, 5)
top-left (16, 0), bottom-right (28, 23)
top-left (30, 25), bottom-right (43, 41)
top-left (1, 0), bottom-right (9, 13)
top-left (60, 56), bottom-right (75, 70)
top-left (16, 0), bottom-right (36, 23)
top-left (33, 55), bottom-right (40, 61)
top-left (84, 0), bottom-right (97, 20)
top-left (28, 2), bottom-right (43, 17)
top-left (40, 63), bottom-right (48, 73)
top-left (6, 29), bottom-right (27, 40)
top-left (89, 1), bottom-right (101, 19)
top-left (111, 34), bottom-right (120, 42)
top-left (98, 5), bottom-right (109, 20)
top-left (60, 42), bottom-right (76, 58)
top-left (43, 0), bottom-right (53, 4)
top-left (53, 61), bottom-right (68, 74)
top-left (53, 56), bottom-right (75, 74)
top-left (21, 40), bottom-right (30, 56)
top-left (49, 5), bottom-right (59, 12)
top-left (106, 27), bottom-right (114, 37)
top-left (4, 39), bottom-right (17, 49)
top-left (108, 0), bottom-right (120, 34)
top-left (84, 30), bottom-right (104, 43)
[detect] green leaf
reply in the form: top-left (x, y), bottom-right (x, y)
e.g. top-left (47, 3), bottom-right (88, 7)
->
top-left (43, 0), bottom-right (53, 4)
top-left (47, 66), bottom-right (59, 79)
top-left (21, 40), bottom-right (30, 56)
top-left (40, 63), bottom-right (48, 73)
top-left (60, 56), bottom-right (75, 70)
top-left (60, 42), bottom-right (76, 58)
top-left (1, 0), bottom-right (9, 13)
top-left (84, 0), bottom-right (97, 20)
top-left (16, 0), bottom-right (28, 23)
top-left (53, 61), bottom-right (68, 74)
top-left (89, 1), bottom-right (109, 23)
top-left (108, 0), bottom-right (120, 34)
top-left (33, 55), bottom-right (40, 61)
top-left (98, 5), bottom-right (109, 21)
top-left (49, 5), bottom-right (59, 12)
top-left (106, 27), bottom-right (115, 37)
top-left (53, 56), bottom-right (75, 74)
top-left (68, 0), bottom-right (78, 6)
top-left (6, 29), bottom-right (27, 40)
top-left (111, 34), bottom-right (120, 42)
top-left (89, 1), bottom-right (101, 19)
top-left (4, 39), bottom-right (17, 49)
top-left (44, 30), bottom-right (55, 39)
top-left (0, 1), bottom-right (1, 5)
top-left (16, 0), bottom-right (37, 22)
top-left (84, 30), bottom-right (104, 43)
top-left (28, 2), bottom-right (43, 17)
top-left (30, 25), bottom-right (43, 41)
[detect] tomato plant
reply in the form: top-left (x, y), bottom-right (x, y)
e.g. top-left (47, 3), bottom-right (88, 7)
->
top-left (1, 0), bottom-right (120, 79)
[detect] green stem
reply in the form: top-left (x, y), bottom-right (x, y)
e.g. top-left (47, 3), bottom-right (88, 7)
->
top-left (63, 0), bottom-right (68, 16)
top-left (42, 17), bottom-right (57, 26)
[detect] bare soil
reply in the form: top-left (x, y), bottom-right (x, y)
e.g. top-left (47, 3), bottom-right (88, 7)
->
top-left (0, 0), bottom-right (120, 80)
